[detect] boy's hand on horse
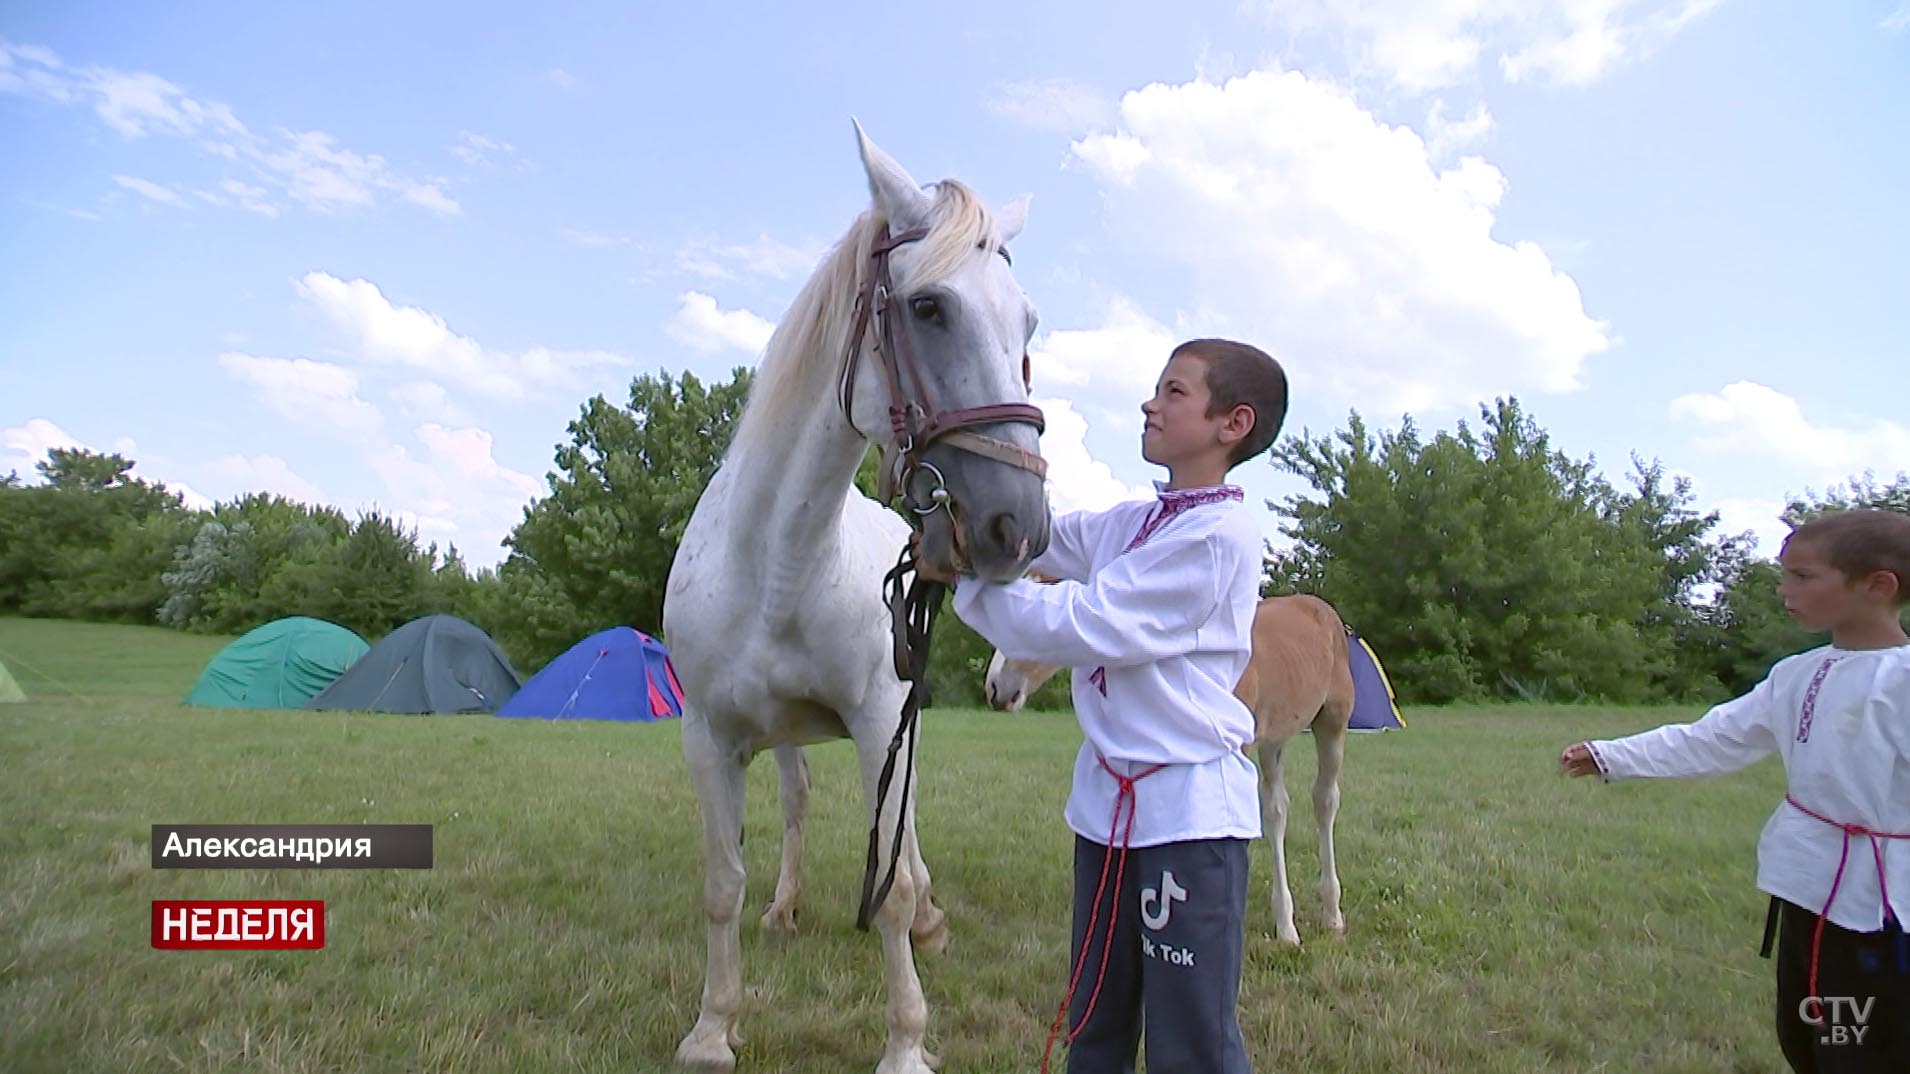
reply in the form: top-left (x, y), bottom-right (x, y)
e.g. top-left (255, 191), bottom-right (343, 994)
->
top-left (1559, 742), bottom-right (1601, 778)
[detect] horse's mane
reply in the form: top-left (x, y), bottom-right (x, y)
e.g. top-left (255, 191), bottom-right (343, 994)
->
top-left (727, 181), bottom-right (1002, 460)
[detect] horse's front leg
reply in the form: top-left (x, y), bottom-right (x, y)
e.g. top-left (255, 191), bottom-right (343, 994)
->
top-left (904, 821), bottom-right (948, 955)
top-left (677, 716), bottom-right (749, 1073)
top-left (761, 745), bottom-right (807, 936)
top-left (853, 713), bottom-right (937, 1074)
top-left (1257, 738), bottom-right (1302, 946)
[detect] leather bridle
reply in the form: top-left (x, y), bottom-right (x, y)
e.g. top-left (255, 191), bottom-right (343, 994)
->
top-left (837, 224), bottom-right (1048, 517)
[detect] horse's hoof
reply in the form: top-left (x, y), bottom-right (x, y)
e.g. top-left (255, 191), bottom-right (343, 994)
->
top-left (1273, 928), bottom-right (1303, 948)
top-left (676, 1022), bottom-right (738, 1073)
top-left (874, 1051), bottom-right (937, 1074)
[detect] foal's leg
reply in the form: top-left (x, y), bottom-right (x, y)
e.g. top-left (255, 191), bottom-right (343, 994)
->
top-left (761, 745), bottom-right (807, 936)
top-left (677, 715), bottom-right (749, 1073)
top-left (1257, 738), bottom-right (1302, 946)
top-left (852, 717), bottom-right (935, 1074)
top-left (1313, 721), bottom-right (1348, 937)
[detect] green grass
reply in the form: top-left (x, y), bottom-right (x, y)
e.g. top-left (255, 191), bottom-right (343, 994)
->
top-left (1, 616), bottom-right (1791, 1073)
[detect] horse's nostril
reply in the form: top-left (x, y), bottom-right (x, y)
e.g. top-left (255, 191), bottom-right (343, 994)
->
top-left (986, 512), bottom-right (1019, 554)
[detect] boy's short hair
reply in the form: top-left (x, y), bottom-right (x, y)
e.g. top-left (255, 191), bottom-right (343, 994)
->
top-left (1786, 509), bottom-right (1910, 605)
top-left (1174, 339), bottom-right (1289, 468)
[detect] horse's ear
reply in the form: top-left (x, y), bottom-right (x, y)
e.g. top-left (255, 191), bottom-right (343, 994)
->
top-left (853, 118), bottom-right (931, 230)
top-left (997, 194), bottom-right (1031, 243)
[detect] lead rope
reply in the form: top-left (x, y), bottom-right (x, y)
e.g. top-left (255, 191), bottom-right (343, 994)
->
top-left (1780, 795), bottom-right (1910, 996)
top-left (1038, 756), bottom-right (1164, 1074)
top-left (856, 546), bottom-right (945, 931)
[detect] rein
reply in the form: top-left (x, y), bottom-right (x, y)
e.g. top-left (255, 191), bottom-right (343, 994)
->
top-left (847, 220), bottom-right (1047, 934)
top-left (855, 548), bottom-right (944, 930)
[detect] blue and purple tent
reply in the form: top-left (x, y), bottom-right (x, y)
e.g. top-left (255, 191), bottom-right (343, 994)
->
top-left (496, 627), bottom-right (685, 722)
top-left (1346, 628), bottom-right (1405, 732)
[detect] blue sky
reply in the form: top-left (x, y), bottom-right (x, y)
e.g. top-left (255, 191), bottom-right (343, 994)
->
top-left (4, 1), bottom-right (1906, 568)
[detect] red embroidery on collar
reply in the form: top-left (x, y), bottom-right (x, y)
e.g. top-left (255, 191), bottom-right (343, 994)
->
top-left (1087, 486), bottom-right (1244, 696)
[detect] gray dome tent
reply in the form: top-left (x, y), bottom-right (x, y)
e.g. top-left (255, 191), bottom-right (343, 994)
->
top-left (304, 615), bottom-right (522, 714)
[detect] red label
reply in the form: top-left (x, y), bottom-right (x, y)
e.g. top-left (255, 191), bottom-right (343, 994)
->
top-left (151, 900), bottom-right (326, 949)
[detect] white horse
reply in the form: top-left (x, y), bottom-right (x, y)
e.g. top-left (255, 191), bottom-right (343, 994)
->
top-left (663, 124), bottom-right (1049, 1074)
top-left (984, 594), bottom-right (1354, 947)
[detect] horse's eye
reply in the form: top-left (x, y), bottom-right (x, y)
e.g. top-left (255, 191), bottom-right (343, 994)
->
top-left (910, 296), bottom-right (942, 322)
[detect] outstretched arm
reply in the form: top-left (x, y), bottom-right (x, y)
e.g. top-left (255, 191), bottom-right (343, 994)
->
top-left (1565, 676), bottom-right (1782, 781)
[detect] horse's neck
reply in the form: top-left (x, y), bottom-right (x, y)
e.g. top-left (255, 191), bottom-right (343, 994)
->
top-left (723, 396), bottom-right (869, 613)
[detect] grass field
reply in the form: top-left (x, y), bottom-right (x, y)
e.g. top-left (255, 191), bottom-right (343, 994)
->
top-left (0, 616), bottom-right (1793, 1073)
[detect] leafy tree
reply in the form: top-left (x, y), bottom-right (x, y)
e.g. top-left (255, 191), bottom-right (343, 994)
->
top-left (311, 510), bottom-right (433, 638)
top-left (1, 448), bottom-right (191, 622)
top-left (498, 367), bottom-right (755, 666)
top-left (1267, 399), bottom-right (1713, 703)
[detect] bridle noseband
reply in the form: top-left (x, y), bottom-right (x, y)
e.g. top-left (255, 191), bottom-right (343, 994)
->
top-left (837, 224), bottom-right (1049, 517)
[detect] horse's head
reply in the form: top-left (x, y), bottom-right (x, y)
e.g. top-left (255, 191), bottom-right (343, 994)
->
top-left (983, 650), bottom-right (1062, 712)
top-left (845, 123), bottom-right (1050, 583)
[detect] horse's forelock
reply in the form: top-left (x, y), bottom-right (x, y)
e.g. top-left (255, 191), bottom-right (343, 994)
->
top-left (894, 181), bottom-right (1000, 290)
top-left (728, 180), bottom-right (1003, 459)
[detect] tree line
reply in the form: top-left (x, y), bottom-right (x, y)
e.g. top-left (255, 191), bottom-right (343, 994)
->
top-left (3, 370), bottom-right (1902, 708)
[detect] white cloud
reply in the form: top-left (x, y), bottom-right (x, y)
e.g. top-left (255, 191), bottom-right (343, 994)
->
top-left (3, 418), bottom-right (86, 475)
top-left (666, 292), bottom-right (776, 355)
top-left (400, 182), bottom-right (460, 216)
top-left (450, 131), bottom-right (514, 167)
top-left (296, 272), bottom-right (627, 398)
top-left (259, 130), bottom-right (461, 216)
top-left (1426, 100), bottom-right (1494, 158)
top-left (205, 177), bottom-right (277, 216)
top-left (206, 453), bottom-right (326, 504)
top-left (676, 234), bottom-right (825, 281)
top-left (1669, 381), bottom-right (1910, 475)
top-left (988, 78), bottom-right (1117, 133)
top-left (2, 419), bottom-right (205, 506)
top-left (547, 68), bottom-right (578, 92)
top-left (1070, 69), bottom-right (1608, 416)
top-left (217, 352), bottom-right (385, 437)
top-left (1256, 0), bottom-right (1721, 90)
top-left (1034, 398), bottom-right (1154, 514)
top-left (366, 426), bottom-right (543, 562)
top-left (414, 424), bottom-right (543, 500)
top-left (389, 381), bottom-right (474, 425)
top-left (1029, 298), bottom-right (1178, 396)
top-left (114, 174), bottom-right (186, 207)
top-left (1, 40), bottom-right (458, 217)
top-left (171, 482), bottom-right (214, 510)
top-left (1884, 2), bottom-right (1910, 32)
top-left (1708, 496), bottom-right (1792, 559)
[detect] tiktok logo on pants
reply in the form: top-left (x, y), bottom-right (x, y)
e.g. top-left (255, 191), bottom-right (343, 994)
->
top-left (1140, 869), bottom-right (1187, 930)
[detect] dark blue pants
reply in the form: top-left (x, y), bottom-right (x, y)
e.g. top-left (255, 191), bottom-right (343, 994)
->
top-left (1065, 835), bottom-right (1252, 1074)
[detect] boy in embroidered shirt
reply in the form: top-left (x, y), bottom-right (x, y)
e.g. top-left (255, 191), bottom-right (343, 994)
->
top-left (921, 338), bottom-right (1286, 1074)
top-left (1561, 509), bottom-right (1910, 1074)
